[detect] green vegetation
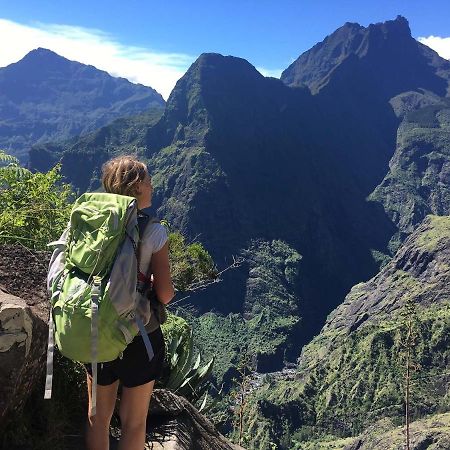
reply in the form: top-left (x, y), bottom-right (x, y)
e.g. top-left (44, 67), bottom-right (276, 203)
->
top-left (370, 101), bottom-right (450, 251)
top-left (168, 230), bottom-right (218, 292)
top-left (241, 303), bottom-right (450, 449)
top-left (159, 313), bottom-right (214, 408)
top-left (0, 155), bottom-right (73, 249)
top-left (181, 239), bottom-right (302, 386)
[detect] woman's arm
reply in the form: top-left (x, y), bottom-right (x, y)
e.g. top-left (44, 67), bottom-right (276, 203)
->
top-left (150, 241), bottom-right (175, 304)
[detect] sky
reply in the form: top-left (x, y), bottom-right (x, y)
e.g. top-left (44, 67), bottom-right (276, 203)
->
top-left (0, 0), bottom-right (449, 99)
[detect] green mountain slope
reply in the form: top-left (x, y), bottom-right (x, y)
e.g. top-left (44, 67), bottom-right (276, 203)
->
top-left (30, 107), bottom-right (164, 192)
top-left (245, 215), bottom-right (450, 449)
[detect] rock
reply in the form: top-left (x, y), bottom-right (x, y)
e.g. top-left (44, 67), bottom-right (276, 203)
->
top-left (110, 389), bottom-right (244, 450)
top-left (321, 215), bottom-right (450, 338)
top-left (0, 245), bottom-right (50, 432)
top-left (0, 290), bottom-right (47, 428)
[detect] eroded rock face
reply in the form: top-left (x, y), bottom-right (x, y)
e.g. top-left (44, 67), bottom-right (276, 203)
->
top-left (322, 215), bottom-right (450, 337)
top-left (0, 290), bottom-right (47, 427)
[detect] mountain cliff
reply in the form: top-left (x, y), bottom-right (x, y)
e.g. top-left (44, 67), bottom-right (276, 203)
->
top-left (0, 48), bottom-right (165, 161)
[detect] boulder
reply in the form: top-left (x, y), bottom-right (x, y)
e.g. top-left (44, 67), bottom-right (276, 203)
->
top-left (0, 245), bottom-right (50, 431)
top-left (0, 289), bottom-right (47, 428)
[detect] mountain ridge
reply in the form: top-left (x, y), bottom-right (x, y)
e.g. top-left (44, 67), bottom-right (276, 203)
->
top-left (0, 48), bottom-right (165, 161)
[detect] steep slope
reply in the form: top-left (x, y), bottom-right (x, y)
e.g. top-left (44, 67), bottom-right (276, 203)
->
top-left (29, 107), bottom-right (164, 192)
top-left (291, 16), bottom-right (450, 194)
top-left (370, 98), bottom-right (450, 251)
top-left (282, 15), bottom-right (450, 241)
top-left (245, 215), bottom-right (450, 449)
top-left (0, 48), bottom-right (164, 161)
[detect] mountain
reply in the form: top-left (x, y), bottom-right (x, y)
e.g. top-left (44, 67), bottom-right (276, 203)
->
top-left (27, 17), bottom-right (450, 379)
top-left (282, 16), bottom-right (450, 193)
top-left (245, 215), bottom-right (450, 449)
top-left (0, 48), bottom-right (165, 161)
top-left (281, 16), bottom-right (450, 98)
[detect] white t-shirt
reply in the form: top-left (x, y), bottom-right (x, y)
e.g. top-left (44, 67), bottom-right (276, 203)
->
top-left (140, 222), bottom-right (168, 274)
top-left (139, 222), bottom-right (169, 332)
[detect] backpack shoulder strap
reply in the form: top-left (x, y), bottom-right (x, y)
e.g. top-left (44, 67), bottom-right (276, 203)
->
top-left (137, 209), bottom-right (151, 239)
top-left (136, 209), bottom-right (161, 285)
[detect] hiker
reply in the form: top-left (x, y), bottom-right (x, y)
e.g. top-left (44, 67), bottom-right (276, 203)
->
top-left (84, 156), bottom-right (174, 450)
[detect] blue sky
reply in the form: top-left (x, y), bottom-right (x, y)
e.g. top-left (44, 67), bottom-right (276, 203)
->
top-left (1, 0), bottom-right (449, 98)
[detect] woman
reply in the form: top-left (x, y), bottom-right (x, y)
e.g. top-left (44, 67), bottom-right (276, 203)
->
top-left (85, 155), bottom-right (174, 450)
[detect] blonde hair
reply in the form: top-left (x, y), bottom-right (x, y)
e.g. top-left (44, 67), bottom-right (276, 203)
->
top-left (101, 155), bottom-right (148, 197)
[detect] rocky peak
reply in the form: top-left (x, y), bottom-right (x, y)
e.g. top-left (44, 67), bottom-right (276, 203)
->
top-left (18, 47), bottom-right (64, 63)
top-left (1, 47), bottom-right (94, 82)
top-left (280, 15), bottom-right (446, 96)
top-left (147, 52), bottom-right (276, 150)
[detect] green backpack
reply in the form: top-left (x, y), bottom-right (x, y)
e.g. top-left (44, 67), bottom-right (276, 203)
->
top-left (44, 192), bottom-right (154, 414)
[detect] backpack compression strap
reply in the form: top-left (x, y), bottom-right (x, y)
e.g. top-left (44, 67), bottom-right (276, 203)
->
top-left (44, 275), bottom-right (65, 400)
top-left (89, 276), bottom-right (101, 416)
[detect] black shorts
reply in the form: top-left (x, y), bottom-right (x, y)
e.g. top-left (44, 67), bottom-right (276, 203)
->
top-left (84, 327), bottom-right (165, 388)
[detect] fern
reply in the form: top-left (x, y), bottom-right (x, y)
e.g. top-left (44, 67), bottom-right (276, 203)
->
top-left (0, 150), bottom-right (19, 166)
top-left (0, 150), bottom-right (31, 181)
top-left (0, 165), bottom-right (31, 181)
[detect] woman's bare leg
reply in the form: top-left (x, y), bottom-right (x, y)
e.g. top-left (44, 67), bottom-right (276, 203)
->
top-left (86, 375), bottom-right (119, 450)
top-left (118, 381), bottom-right (155, 450)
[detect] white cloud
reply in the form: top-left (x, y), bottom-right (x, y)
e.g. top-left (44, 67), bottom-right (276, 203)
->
top-left (418, 35), bottom-right (450, 60)
top-left (0, 18), bottom-right (196, 99)
top-left (256, 67), bottom-right (283, 78)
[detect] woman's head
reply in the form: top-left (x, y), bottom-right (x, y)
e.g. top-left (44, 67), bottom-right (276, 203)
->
top-left (101, 155), bottom-right (153, 208)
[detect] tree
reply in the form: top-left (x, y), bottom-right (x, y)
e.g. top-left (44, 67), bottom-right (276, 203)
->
top-left (399, 298), bottom-right (422, 450)
top-left (231, 352), bottom-right (257, 447)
